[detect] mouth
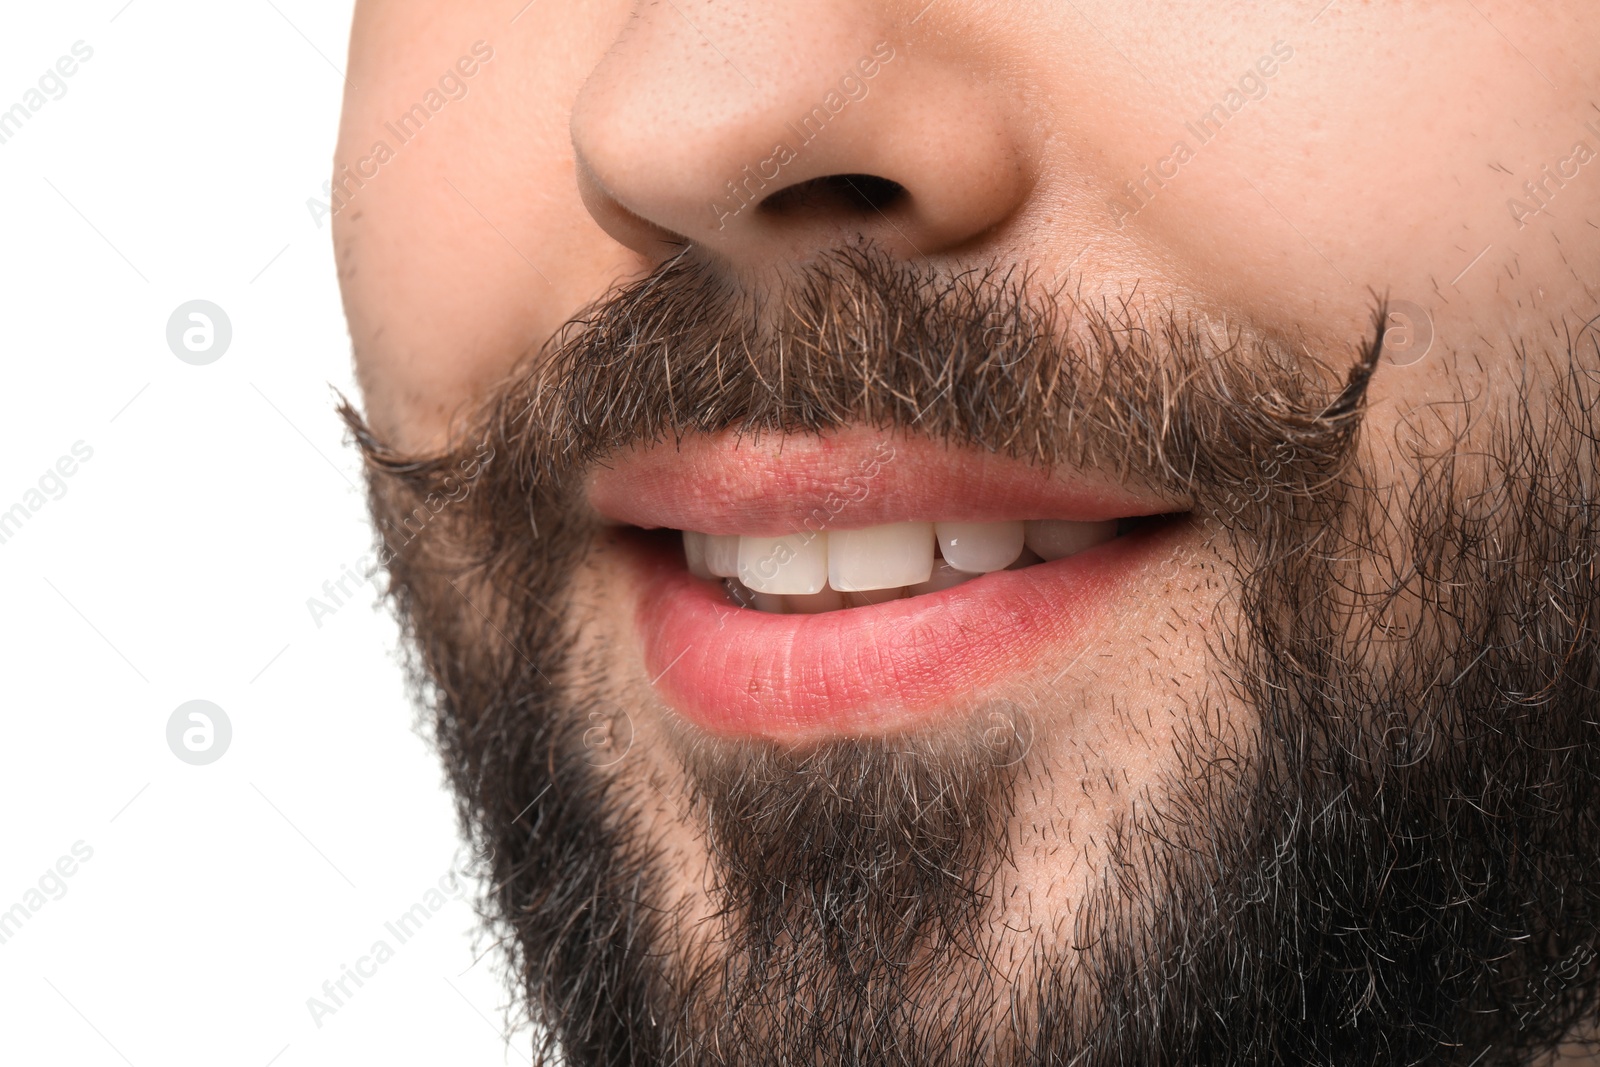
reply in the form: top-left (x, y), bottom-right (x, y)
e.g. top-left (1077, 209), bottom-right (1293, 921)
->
top-left (588, 429), bottom-right (1192, 741)
top-left (685, 514), bottom-right (1159, 612)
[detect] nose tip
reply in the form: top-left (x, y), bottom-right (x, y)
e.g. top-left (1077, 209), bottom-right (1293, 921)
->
top-left (570, 5), bottom-right (1034, 269)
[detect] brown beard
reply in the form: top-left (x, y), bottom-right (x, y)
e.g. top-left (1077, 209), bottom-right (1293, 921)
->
top-left (344, 248), bottom-right (1600, 1065)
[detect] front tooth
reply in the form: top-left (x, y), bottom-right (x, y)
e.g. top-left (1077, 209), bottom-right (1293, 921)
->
top-left (683, 531), bottom-right (714, 579)
top-left (704, 534), bottom-right (742, 578)
top-left (935, 520), bottom-right (1025, 573)
top-left (738, 532), bottom-right (828, 594)
top-left (828, 522), bottom-right (935, 591)
top-left (1023, 519), bottom-right (1118, 561)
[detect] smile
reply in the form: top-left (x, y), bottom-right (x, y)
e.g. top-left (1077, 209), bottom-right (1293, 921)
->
top-left (682, 516), bottom-right (1139, 614)
top-left (588, 429), bottom-right (1192, 741)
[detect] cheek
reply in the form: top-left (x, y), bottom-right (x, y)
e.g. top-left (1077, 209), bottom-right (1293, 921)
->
top-left (338, 0), bottom-right (641, 451)
top-left (1082, 6), bottom-right (1594, 380)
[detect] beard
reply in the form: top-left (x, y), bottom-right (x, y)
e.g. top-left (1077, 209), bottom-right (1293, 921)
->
top-left (345, 248), bottom-right (1600, 1066)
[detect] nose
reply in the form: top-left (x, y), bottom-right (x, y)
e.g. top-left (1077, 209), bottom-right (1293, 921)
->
top-left (570, 2), bottom-right (1034, 269)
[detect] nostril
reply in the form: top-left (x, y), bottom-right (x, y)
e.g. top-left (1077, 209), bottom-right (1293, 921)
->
top-left (758, 173), bottom-right (908, 220)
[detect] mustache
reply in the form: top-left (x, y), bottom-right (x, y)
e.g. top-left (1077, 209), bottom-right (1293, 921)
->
top-left (345, 246), bottom-right (1385, 547)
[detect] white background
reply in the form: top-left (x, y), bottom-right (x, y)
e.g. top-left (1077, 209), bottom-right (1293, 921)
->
top-left (0, 3), bottom-right (531, 1063)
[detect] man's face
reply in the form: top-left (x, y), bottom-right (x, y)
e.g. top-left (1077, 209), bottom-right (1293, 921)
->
top-left (335, 3), bottom-right (1600, 1063)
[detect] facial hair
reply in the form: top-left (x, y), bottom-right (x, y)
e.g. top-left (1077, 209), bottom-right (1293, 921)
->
top-left (345, 249), bottom-right (1600, 1066)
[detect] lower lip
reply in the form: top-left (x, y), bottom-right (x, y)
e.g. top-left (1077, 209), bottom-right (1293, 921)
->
top-left (626, 522), bottom-right (1184, 740)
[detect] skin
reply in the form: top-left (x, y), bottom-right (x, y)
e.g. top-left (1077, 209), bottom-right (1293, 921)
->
top-left (338, 0), bottom-right (1599, 454)
top-left (335, 1), bottom-right (1600, 1059)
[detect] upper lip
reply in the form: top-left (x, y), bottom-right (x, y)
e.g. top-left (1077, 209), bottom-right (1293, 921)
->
top-left (585, 426), bottom-right (1190, 533)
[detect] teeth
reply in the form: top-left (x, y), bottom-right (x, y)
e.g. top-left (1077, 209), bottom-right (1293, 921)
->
top-left (786, 588), bottom-right (846, 613)
top-left (738, 532), bottom-right (829, 594)
top-left (724, 578), bottom-right (758, 609)
top-left (934, 520), bottom-right (1025, 573)
top-left (683, 531), bottom-right (714, 579)
top-left (907, 560), bottom-right (978, 596)
top-left (1023, 519), bottom-right (1118, 561)
top-left (687, 515), bottom-right (1136, 612)
top-left (844, 586), bottom-right (905, 607)
top-left (828, 522), bottom-right (935, 591)
top-left (1008, 547), bottom-right (1044, 569)
top-left (703, 534), bottom-right (742, 578)
top-left (750, 591), bottom-right (790, 614)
